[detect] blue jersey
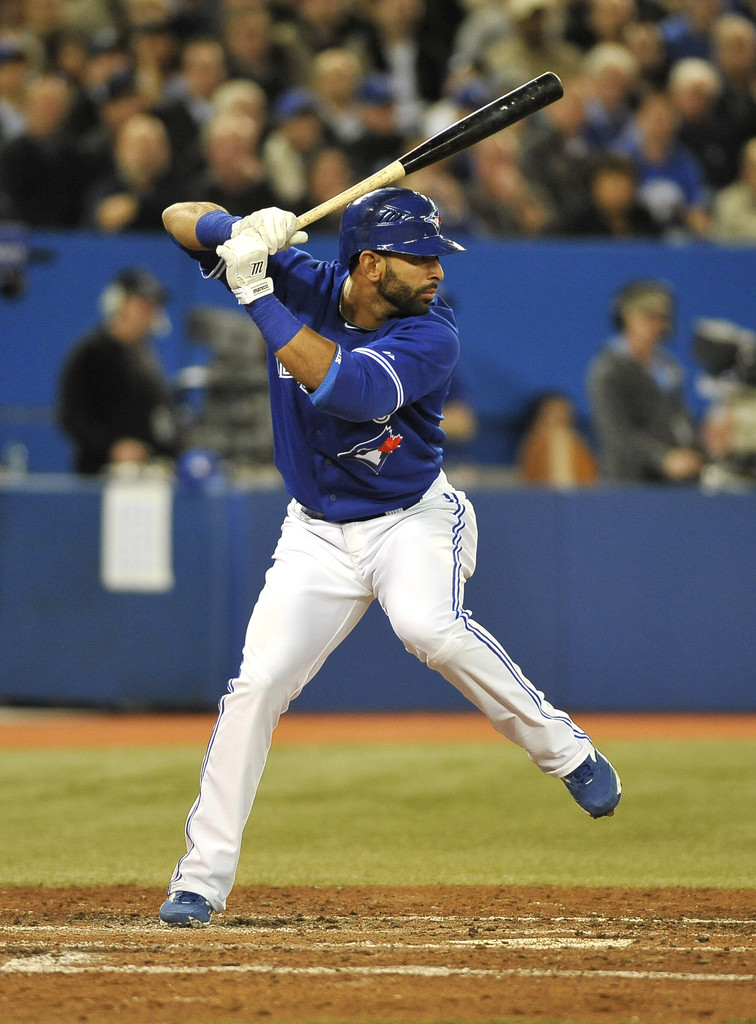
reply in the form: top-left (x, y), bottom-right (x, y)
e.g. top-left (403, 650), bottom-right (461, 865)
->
top-left (192, 245), bottom-right (460, 521)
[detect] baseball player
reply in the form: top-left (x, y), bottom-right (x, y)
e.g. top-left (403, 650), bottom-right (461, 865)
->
top-left (158, 188), bottom-right (621, 927)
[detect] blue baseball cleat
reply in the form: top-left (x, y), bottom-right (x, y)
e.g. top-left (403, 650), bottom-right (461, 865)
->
top-left (159, 890), bottom-right (213, 927)
top-left (562, 747), bottom-right (622, 818)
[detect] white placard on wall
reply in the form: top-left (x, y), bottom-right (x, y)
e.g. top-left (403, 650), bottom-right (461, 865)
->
top-left (100, 475), bottom-right (175, 592)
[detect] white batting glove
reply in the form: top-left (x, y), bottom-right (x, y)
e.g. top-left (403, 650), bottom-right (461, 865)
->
top-left (216, 231), bottom-right (274, 305)
top-left (230, 208), bottom-right (308, 253)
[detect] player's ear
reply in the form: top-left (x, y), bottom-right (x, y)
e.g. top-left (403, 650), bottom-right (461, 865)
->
top-left (358, 250), bottom-right (385, 281)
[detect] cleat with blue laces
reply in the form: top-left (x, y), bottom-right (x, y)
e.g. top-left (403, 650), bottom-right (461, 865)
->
top-left (562, 747), bottom-right (622, 818)
top-left (159, 890), bottom-right (213, 927)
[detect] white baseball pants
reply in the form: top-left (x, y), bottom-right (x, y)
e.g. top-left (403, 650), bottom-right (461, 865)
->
top-left (168, 472), bottom-right (592, 910)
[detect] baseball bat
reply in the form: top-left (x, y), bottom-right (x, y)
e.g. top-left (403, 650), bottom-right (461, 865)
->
top-left (295, 72), bottom-right (563, 230)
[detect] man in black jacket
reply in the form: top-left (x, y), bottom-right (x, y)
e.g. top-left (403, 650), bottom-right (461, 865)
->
top-left (57, 268), bottom-right (180, 475)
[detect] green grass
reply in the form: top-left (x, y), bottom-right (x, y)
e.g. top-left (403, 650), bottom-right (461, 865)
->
top-left (1, 739), bottom-right (754, 888)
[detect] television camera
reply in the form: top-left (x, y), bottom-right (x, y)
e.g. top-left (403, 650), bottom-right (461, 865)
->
top-left (693, 317), bottom-right (756, 484)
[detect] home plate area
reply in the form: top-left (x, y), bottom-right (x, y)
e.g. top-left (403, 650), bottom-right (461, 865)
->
top-left (1, 886), bottom-right (754, 1024)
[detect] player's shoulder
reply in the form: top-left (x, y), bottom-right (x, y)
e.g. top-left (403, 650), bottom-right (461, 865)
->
top-left (411, 300), bottom-right (459, 353)
top-left (428, 297), bottom-right (458, 338)
top-left (371, 303), bottom-right (459, 374)
top-left (379, 306), bottom-right (456, 342)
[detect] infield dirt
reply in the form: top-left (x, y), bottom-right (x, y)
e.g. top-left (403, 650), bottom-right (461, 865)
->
top-left (1, 884), bottom-right (754, 1024)
top-left (1, 712), bottom-right (754, 1024)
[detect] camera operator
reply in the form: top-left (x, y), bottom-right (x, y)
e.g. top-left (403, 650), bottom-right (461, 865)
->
top-left (694, 317), bottom-right (756, 485)
top-left (587, 280), bottom-right (706, 483)
top-left (56, 268), bottom-right (181, 475)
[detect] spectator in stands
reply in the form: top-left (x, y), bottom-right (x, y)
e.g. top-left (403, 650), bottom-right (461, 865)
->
top-left (345, 72), bottom-right (406, 178)
top-left (14, 0), bottom-right (67, 72)
top-left (261, 87), bottom-right (331, 207)
top-left (154, 36), bottom-right (227, 177)
top-left (479, 0), bottom-right (583, 93)
top-left (60, 0), bottom-right (119, 39)
top-left (420, 74), bottom-right (496, 141)
top-left (309, 46), bottom-right (365, 147)
top-left (187, 111), bottom-right (278, 216)
top-left (210, 78), bottom-right (268, 130)
top-left (418, 0), bottom-right (467, 62)
top-left (668, 57), bottom-right (733, 190)
top-left (466, 128), bottom-right (554, 236)
top-left (581, 41), bottom-right (640, 150)
top-left (714, 14), bottom-right (756, 91)
top-left (614, 89), bottom-right (712, 237)
top-left (712, 135), bottom-right (756, 238)
top-left (517, 391), bottom-right (598, 486)
top-left (587, 279), bottom-right (706, 483)
top-left (520, 75), bottom-right (595, 229)
top-left (126, 15), bottom-right (181, 109)
top-left (621, 18), bottom-right (670, 91)
top-left (559, 150), bottom-right (663, 236)
top-left (363, 0), bottom-right (450, 137)
top-left (0, 73), bottom-right (88, 227)
top-left (659, 0), bottom-right (724, 64)
top-left (57, 268), bottom-right (181, 476)
top-left (565, 0), bottom-right (637, 53)
top-left (711, 14), bottom-right (756, 184)
top-left (0, 37), bottom-right (28, 149)
top-left (62, 31), bottom-right (134, 140)
top-left (419, 77), bottom-right (497, 184)
top-left (48, 25), bottom-right (93, 96)
top-left (302, 145), bottom-right (356, 233)
top-left (83, 112), bottom-right (184, 232)
top-left (220, 4), bottom-right (302, 103)
top-left (448, 0), bottom-right (513, 77)
top-left (76, 68), bottom-right (146, 185)
top-left (282, 0), bottom-right (379, 71)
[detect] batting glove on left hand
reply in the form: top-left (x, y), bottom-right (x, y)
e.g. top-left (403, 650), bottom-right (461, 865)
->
top-left (230, 208), bottom-right (308, 253)
top-left (217, 230), bottom-right (274, 305)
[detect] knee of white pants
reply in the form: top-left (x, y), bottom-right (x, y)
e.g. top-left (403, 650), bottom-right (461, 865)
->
top-left (397, 615), bottom-right (466, 666)
top-left (425, 633), bottom-right (465, 669)
top-left (233, 651), bottom-right (304, 714)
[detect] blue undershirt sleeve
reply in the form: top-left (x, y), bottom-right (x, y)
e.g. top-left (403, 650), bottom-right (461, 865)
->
top-left (309, 347), bottom-right (343, 406)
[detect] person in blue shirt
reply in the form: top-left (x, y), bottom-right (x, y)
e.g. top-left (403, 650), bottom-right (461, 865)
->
top-left (157, 188), bottom-right (622, 927)
top-left (614, 89), bottom-right (712, 237)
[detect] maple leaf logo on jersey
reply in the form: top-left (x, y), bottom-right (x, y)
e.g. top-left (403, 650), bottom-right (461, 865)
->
top-left (338, 426), bottom-right (403, 474)
top-left (378, 434), bottom-right (402, 453)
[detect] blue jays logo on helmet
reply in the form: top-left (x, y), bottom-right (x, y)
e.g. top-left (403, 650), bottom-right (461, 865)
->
top-left (338, 187), bottom-right (465, 266)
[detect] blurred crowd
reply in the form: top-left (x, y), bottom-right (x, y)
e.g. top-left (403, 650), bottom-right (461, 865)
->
top-left (1, 0), bottom-right (756, 241)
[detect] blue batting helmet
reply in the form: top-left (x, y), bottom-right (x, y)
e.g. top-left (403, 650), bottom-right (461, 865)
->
top-left (338, 187), bottom-right (465, 266)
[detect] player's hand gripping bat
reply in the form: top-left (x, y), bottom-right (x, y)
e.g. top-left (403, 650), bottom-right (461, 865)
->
top-left (295, 72), bottom-right (564, 231)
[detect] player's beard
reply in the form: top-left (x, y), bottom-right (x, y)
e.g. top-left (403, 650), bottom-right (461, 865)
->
top-left (378, 260), bottom-right (436, 317)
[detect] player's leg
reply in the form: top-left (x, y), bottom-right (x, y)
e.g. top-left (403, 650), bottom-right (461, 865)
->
top-left (367, 482), bottom-right (594, 775)
top-left (165, 508), bottom-right (373, 912)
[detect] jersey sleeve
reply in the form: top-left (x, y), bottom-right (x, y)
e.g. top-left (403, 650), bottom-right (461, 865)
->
top-left (310, 309), bottom-right (459, 422)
